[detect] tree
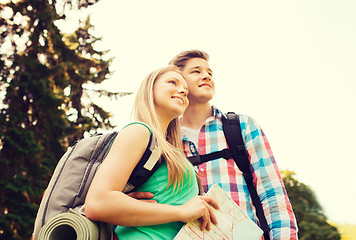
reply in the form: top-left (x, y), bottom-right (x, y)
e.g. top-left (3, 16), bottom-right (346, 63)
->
top-left (0, 1), bottom-right (129, 239)
top-left (281, 170), bottom-right (341, 240)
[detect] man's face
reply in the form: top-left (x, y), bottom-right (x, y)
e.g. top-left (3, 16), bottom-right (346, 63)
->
top-left (181, 58), bottom-right (215, 104)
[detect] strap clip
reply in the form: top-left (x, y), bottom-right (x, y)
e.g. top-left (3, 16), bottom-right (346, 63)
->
top-left (222, 148), bottom-right (232, 159)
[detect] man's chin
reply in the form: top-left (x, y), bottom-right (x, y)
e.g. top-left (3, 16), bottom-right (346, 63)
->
top-left (196, 94), bottom-right (214, 103)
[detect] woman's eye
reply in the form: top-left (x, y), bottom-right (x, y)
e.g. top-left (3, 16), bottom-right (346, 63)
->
top-left (169, 80), bottom-right (176, 85)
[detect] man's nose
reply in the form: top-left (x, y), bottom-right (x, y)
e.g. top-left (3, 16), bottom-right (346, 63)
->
top-left (202, 71), bottom-right (211, 81)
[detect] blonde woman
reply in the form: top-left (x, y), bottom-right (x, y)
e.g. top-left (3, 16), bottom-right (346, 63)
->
top-left (85, 65), bottom-right (218, 239)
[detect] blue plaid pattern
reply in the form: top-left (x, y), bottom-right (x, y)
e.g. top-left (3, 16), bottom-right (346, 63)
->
top-left (182, 106), bottom-right (298, 240)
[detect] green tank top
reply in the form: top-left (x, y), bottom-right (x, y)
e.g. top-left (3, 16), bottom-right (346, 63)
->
top-left (115, 160), bottom-right (198, 239)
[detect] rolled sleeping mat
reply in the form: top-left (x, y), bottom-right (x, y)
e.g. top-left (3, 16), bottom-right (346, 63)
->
top-left (38, 209), bottom-right (112, 240)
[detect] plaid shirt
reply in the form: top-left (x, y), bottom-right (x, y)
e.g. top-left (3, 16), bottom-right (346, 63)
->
top-left (181, 106), bottom-right (298, 240)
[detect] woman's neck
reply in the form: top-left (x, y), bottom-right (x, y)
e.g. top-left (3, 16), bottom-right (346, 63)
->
top-left (155, 111), bottom-right (173, 135)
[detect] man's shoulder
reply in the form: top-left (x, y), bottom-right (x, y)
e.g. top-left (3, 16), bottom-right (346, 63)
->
top-left (212, 106), bottom-right (261, 131)
top-left (213, 106), bottom-right (248, 117)
top-left (236, 114), bottom-right (254, 124)
top-left (214, 108), bottom-right (254, 124)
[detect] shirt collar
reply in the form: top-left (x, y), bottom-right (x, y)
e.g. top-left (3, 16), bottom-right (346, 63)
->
top-left (211, 105), bottom-right (226, 121)
top-left (181, 105), bottom-right (224, 142)
top-left (180, 105), bottom-right (225, 130)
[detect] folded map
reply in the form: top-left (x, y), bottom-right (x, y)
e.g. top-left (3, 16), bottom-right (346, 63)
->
top-left (174, 184), bottom-right (263, 240)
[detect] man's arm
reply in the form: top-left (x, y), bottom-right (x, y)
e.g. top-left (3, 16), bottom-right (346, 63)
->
top-left (241, 115), bottom-right (298, 240)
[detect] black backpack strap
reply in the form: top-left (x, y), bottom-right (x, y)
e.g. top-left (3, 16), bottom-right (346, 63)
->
top-left (222, 112), bottom-right (270, 240)
top-left (187, 147), bottom-right (240, 165)
top-left (126, 132), bottom-right (161, 193)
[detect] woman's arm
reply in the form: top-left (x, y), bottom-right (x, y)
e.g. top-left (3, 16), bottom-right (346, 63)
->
top-left (85, 124), bottom-right (218, 229)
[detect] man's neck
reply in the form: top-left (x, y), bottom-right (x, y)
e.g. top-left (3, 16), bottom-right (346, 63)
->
top-left (181, 103), bottom-right (213, 129)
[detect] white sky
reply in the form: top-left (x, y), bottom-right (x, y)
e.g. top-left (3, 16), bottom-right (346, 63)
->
top-left (62, 0), bottom-right (356, 224)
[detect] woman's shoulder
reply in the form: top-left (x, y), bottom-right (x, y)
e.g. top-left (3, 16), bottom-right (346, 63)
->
top-left (122, 121), bottom-right (152, 135)
top-left (115, 122), bottom-right (152, 148)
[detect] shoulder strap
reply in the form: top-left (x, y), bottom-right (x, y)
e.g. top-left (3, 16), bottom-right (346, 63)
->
top-left (123, 123), bottom-right (161, 193)
top-left (223, 112), bottom-right (270, 240)
top-left (221, 113), bottom-right (249, 172)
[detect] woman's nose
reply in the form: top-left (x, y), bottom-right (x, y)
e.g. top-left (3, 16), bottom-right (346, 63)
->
top-left (178, 88), bottom-right (188, 97)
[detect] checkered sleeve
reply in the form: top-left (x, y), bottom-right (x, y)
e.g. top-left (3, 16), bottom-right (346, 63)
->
top-left (240, 115), bottom-right (298, 240)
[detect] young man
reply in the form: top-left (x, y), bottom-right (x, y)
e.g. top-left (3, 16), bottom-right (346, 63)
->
top-left (169, 50), bottom-right (298, 239)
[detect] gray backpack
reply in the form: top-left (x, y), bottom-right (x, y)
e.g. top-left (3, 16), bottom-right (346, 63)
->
top-left (32, 130), bottom-right (161, 240)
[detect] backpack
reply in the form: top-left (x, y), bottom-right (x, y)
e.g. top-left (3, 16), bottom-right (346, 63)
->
top-left (33, 129), bottom-right (161, 240)
top-left (187, 112), bottom-right (271, 240)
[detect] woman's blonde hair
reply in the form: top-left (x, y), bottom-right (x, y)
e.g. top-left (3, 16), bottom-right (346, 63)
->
top-left (133, 65), bottom-right (192, 192)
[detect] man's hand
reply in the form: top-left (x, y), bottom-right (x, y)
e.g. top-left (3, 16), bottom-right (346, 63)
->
top-left (127, 191), bottom-right (157, 203)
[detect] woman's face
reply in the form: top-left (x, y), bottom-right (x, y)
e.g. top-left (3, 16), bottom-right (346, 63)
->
top-left (153, 71), bottom-right (189, 119)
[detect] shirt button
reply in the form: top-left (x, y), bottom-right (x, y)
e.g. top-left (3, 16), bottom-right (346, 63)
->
top-left (190, 145), bottom-right (195, 152)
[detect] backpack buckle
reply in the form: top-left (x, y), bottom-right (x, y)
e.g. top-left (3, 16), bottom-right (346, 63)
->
top-left (222, 148), bottom-right (232, 159)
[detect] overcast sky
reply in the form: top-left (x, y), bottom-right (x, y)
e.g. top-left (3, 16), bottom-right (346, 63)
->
top-left (61, 0), bottom-right (356, 224)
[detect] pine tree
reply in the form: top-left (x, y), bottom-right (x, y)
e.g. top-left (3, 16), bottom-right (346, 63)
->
top-left (0, 1), bottom-right (128, 239)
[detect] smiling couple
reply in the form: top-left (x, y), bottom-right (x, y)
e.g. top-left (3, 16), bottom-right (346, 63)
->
top-left (85, 50), bottom-right (298, 240)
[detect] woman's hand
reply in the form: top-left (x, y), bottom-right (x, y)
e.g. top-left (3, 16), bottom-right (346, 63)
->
top-left (178, 196), bottom-right (219, 231)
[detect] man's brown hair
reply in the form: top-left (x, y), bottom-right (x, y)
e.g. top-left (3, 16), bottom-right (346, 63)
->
top-left (169, 50), bottom-right (209, 69)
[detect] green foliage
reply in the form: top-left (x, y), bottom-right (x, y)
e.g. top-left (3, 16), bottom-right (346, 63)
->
top-left (282, 170), bottom-right (341, 240)
top-left (0, 0), bottom-right (130, 239)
